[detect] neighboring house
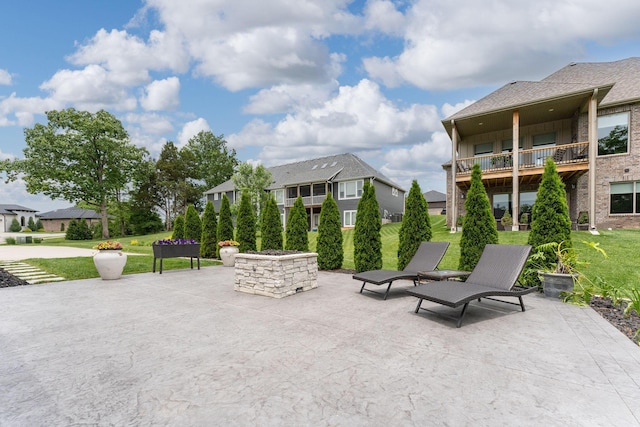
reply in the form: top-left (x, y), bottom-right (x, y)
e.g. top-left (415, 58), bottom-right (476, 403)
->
top-left (38, 207), bottom-right (102, 232)
top-left (442, 57), bottom-right (640, 230)
top-left (423, 190), bottom-right (447, 215)
top-left (204, 153), bottom-right (406, 230)
top-left (0, 204), bottom-right (38, 232)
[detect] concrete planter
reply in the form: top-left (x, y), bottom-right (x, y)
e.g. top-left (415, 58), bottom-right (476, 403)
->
top-left (219, 246), bottom-right (239, 267)
top-left (540, 271), bottom-right (578, 298)
top-left (93, 250), bottom-right (127, 280)
top-left (234, 252), bottom-right (318, 298)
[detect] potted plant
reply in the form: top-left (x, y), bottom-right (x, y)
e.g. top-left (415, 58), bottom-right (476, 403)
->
top-left (152, 238), bottom-right (200, 274)
top-left (456, 215), bottom-right (464, 232)
top-left (500, 211), bottom-right (513, 231)
top-left (534, 241), bottom-right (607, 298)
top-left (93, 240), bottom-right (127, 280)
top-left (577, 211), bottom-right (589, 230)
top-left (218, 240), bottom-right (240, 267)
top-left (519, 212), bottom-right (530, 231)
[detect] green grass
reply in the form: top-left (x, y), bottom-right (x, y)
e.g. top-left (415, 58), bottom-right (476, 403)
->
top-left (5, 218), bottom-right (639, 293)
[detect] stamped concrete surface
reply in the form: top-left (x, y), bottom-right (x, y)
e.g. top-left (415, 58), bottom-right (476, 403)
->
top-left (1, 267), bottom-right (639, 426)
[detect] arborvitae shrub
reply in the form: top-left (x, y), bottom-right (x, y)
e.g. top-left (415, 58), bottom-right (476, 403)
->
top-left (216, 194), bottom-right (234, 257)
top-left (398, 180), bottom-right (432, 270)
top-left (171, 215), bottom-right (185, 240)
top-left (65, 219), bottom-right (92, 240)
top-left (285, 196), bottom-right (309, 251)
top-left (260, 196), bottom-right (283, 251)
top-left (200, 201), bottom-right (218, 258)
top-left (35, 219), bottom-right (43, 231)
top-left (27, 217), bottom-right (36, 231)
top-left (9, 218), bottom-right (21, 232)
top-left (354, 182), bottom-right (382, 272)
top-left (317, 193), bottom-right (343, 270)
top-left (458, 163), bottom-right (498, 271)
top-left (184, 204), bottom-right (202, 242)
top-left (236, 191), bottom-right (257, 252)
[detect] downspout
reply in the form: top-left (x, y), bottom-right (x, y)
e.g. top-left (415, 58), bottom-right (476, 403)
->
top-left (512, 110), bottom-right (520, 231)
top-left (451, 119), bottom-right (458, 232)
top-left (588, 89), bottom-right (598, 233)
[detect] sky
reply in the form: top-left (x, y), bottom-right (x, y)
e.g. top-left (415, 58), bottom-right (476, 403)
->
top-left (1, 0), bottom-right (640, 213)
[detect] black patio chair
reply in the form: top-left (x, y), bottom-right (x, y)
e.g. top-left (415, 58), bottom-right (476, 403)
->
top-left (353, 241), bottom-right (450, 300)
top-left (406, 244), bottom-right (534, 327)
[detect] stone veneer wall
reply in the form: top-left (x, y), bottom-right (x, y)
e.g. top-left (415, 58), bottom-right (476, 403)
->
top-left (234, 252), bottom-right (318, 298)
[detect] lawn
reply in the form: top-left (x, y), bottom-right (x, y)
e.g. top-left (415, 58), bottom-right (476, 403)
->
top-left (6, 217), bottom-right (639, 293)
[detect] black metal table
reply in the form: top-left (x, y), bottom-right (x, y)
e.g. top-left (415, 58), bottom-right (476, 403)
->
top-left (417, 269), bottom-right (471, 282)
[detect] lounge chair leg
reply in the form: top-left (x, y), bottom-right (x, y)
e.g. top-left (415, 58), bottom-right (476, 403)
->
top-left (414, 299), bottom-right (423, 313)
top-left (383, 282), bottom-right (393, 300)
top-left (518, 296), bottom-right (526, 312)
top-left (457, 303), bottom-right (470, 328)
top-left (360, 282), bottom-right (366, 294)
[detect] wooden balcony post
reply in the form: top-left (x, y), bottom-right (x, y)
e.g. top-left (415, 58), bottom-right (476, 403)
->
top-left (512, 110), bottom-right (520, 230)
top-left (588, 90), bottom-right (598, 230)
top-left (451, 120), bottom-right (458, 232)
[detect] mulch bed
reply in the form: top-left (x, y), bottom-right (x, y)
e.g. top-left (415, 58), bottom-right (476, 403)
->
top-left (2, 267), bottom-right (638, 345)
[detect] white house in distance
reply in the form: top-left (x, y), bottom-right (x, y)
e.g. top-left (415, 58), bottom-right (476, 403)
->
top-left (0, 204), bottom-right (38, 232)
top-left (204, 153), bottom-right (406, 230)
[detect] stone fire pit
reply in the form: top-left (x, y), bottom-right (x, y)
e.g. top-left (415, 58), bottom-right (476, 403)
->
top-left (234, 251), bottom-right (318, 298)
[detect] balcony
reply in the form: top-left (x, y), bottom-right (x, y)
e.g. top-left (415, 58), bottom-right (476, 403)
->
top-left (455, 142), bottom-right (589, 189)
top-left (285, 194), bottom-right (327, 207)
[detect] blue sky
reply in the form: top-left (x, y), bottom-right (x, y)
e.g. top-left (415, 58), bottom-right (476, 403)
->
top-left (2, 0), bottom-right (640, 212)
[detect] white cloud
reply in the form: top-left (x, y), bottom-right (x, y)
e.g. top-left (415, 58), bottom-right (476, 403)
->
top-left (0, 149), bottom-right (16, 161)
top-left (0, 69), bottom-right (11, 85)
top-left (364, 0), bottom-right (640, 90)
top-left (441, 100), bottom-right (475, 119)
top-left (0, 92), bottom-right (62, 127)
top-left (363, 0), bottom-right (405, 35)
top-left (177, 118), bottom-right (210, 146)
top-left (244, 81), bottom-right (338, 114)
top-left (230, 79), bottom-right (443, 166)
top-left (0, 179), bottom-right (70, 213)
top-left (140, 77), bottom-right (180, 111)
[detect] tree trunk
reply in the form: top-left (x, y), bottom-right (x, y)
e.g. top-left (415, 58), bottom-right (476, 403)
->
top-left (101, 201), bottom-right (109, 239)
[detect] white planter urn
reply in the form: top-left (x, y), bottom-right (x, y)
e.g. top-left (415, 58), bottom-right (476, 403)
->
top-left (93, 250), bottom-right (127, 280)
top-left (219, 246), bottom-right (239, 267)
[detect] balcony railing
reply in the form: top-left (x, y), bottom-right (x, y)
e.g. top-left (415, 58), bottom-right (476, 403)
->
top-left (455, 141), bottom-right (589, 175)
top-left (285, 194), bottom-right (327, 207)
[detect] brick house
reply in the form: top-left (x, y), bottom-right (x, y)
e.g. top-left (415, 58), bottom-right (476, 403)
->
top-left (204, 153), bottom-right (406, 230)
top-left (442, 57), bottom-right (640, 230)
top-left (38, 207), bottom-right (102, 232)
top-left (0, 204), bottom-right (38, 232)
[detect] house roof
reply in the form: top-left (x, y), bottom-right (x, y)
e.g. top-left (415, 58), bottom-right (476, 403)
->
top-left (442, 57), bottom-right (640, 137)
top-left (0, 204), bottom-right (37, 214)
top-left (204, 153), bottom-right (404, 194)
top-left (423, 190), bottom-right (446, 203)
top-left (38, 207), bottom-right (102, 220)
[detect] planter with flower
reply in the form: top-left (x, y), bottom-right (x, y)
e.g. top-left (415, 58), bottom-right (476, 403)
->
top-left (93, 240), bottom-right (127, 280)
top-left (218, 240), bottom-right (240, 267)
top-left (152, 239), bottom-right (200, 274)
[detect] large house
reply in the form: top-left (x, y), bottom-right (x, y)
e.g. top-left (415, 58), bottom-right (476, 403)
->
top-left (204, 153), bottom-right (406, 229)
top-left (442, 57), bottom-right (640, 230)
top-left (0, 204), bottom-right (38, 232)
top-left (38, 207), bottom-right (102, 232)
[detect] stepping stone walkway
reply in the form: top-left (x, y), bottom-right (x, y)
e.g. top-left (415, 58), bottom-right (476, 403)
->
top-left (0, 261), bottom-right (65, 284)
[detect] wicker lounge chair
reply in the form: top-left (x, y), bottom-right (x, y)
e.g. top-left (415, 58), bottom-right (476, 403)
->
top-left (353, 241), bottom-right (450, 300)
top-left (406, 244), bottom-right (534, 327)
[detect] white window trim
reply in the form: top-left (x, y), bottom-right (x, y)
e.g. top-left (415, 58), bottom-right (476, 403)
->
top-left (344, 210), bottom-right (357, 227)
top-left (338, 180), bottom-right (363, 200)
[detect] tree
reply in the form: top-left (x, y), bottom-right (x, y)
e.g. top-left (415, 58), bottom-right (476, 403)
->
top-left (236, 191), bottom-right (257, 252)
top-left (354, 182), bottom-right (382, 272)
top-left (129, 158), bottom-right (163, 235)
top-left (172, 215), bottom-right (185, 240)
top-left (27, 217), bottom-right (36, 231)
top-left (9, 218), bottom-right (21, 232)
top-left (216, 194), bottom-right (234, 257)
top-left (285, 196), bottom-right (309, 251)
top-left (527, 157), bottom-right (573, 276)
top-left (184, 204), bottom-right (202, 242)
top-left (182, 131), bottom-right (239, 191)
top-left (232, 162), bottom-right (273, 221)
top-left (35, 219), bottom-right (44, 231)
top-left (458, 164), bottom-right (498, 271)
top-left (156, 142), bottom-right (190, 230)
top-left (398, 180), bottom-right (432, 270)
top-left (65, 219), bottom-right (92, 240)
top-left (1, 108), bottom-right (146, 239)
top-left (260, 196), bottom-right (283, 251)
top-left (200, 201), bottom-right (218, 258)
top-left (317, 193), bottom-right (343, 270)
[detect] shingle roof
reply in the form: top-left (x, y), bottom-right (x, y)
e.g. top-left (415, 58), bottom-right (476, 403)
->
top-left (446, 57), bottom-right (640, 121)
top-left (38, 207), bottom-right (102, 220)
top-left (205, 153), bottom-right (403, 194)
top-left (423, 190), bottom-right (446, 203)
top-left (0, 204), bottom-right (37, 214)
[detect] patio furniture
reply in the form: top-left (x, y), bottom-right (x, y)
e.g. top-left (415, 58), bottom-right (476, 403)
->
top-left (406, 244), bottom-right (534, 327)
top-left (353, 241), bottom-right (449, 300)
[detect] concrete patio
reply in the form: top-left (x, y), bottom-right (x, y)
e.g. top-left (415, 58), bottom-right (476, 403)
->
top-left (1, 266), bottom-right (639, 426)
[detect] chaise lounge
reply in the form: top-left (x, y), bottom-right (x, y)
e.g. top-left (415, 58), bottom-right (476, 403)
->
top-left (406, 244), bottom-right (534, 327)
top-left (353, 241), bottom-right (450, 300)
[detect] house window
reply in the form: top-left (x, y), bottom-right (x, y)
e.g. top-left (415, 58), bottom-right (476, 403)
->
top-left (213, 193), bottom-right (219, 201)
top-left (598, 112), bottom-right (629, 156)
top-left (519, 191), bottom-right (537, 216)
top-left (610, 182), bottom-right (640, 214)
top-left (533, 132), bottom-right (556, 147)
top-left (501, 138), bottom-right (523, 152)
top-left (338, 180), bottom-right (363, 200)
top-left (474, 142), bottom-right (493, 156)
top-left (492, 194), bottom-right (511, 219)
top-left (273, 189), bottom-right (284, 205)
top-left (391, 187), bottom-right (398, 197)
top-left (344, 210), bottom-right (357, 227)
